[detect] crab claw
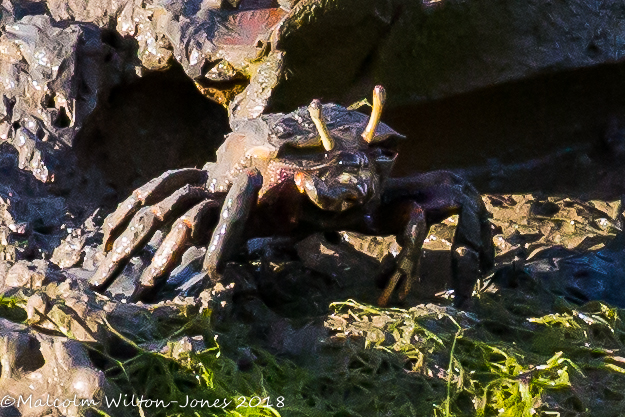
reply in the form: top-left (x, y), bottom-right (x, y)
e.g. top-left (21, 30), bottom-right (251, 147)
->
top-left (308, 99), bottom-right (335, 151)
top-left (295, 171), bottom-right (365, 212)
top-left (102, 168), bottom-right (208, 251)
top-left (131, 199), bottom-right (219, 300)
top-left (361, 85), bottom-right (387, 143)
top-left (90, 185), bottom-right (209, 291)
top-left (202, 168), bottom-right (263, 282)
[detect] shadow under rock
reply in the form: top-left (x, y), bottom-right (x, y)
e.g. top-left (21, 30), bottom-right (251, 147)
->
top-left (74, 62), bottom-right (230, 201)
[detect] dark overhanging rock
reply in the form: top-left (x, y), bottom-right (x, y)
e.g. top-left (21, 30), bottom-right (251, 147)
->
top-left (268, 0), bottom-right (625, 110)
top-left (386, 60), bottom-right (625, 195)
top-left (4, 0), bottom-right (624, 189)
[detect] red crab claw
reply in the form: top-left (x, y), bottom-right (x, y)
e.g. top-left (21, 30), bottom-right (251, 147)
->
top-left (102, 168), bottom-right (208, 251)
top-left (131, 199), bottom-right (220, 300)
top-left (90, 184), bottom-right (210, 291)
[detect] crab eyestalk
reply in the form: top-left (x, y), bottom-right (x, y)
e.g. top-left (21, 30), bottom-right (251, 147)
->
top-left (308, 99), bottom-right (335, 151)
top-left (361, 85), bottom-right (387, 143)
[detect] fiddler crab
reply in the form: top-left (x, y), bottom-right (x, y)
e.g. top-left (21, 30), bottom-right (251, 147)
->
top-left (90, 86), bottom-right (494, 308)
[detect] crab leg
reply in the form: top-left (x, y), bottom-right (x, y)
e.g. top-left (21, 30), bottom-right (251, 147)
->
top-left (378, 202), bottom-right (428, 306)
top-left (361, 85), bottom-right (387, 143)
top-left (131, 199), bottom-right (220, 301)
top-left (90, 185), bottom-right (209, 291)
top-left (382, 171), bottom-right (494, 309)
top-left (102, 168), bottom-right (208, 250)
top-left (203, 168), bottom-right (263, 282)
top-left (450, 190), bottom-right (494, 309)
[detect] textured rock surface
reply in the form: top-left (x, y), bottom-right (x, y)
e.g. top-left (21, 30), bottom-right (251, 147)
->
top-left (12, 0), bottom-right (622, 129)
top-left (270, 0), bottom-right (625, 109)
top-left (44, 0), bottom-right (291, 120)
top-left (1, 0), bottom-right (623, 187)
top-left (0, 14), bottom-right (138, 182)
top-left (0, 270), bottom-right (215, 416)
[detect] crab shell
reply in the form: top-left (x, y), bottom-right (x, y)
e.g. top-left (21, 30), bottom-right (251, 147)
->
top-left (206, 103), bottom-right (405, 195)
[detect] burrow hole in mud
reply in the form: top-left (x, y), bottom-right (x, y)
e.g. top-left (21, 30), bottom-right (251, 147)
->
top-left (74, 61), bottom-right (230, 199)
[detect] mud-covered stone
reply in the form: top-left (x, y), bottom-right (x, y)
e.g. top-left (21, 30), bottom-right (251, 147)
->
top-left (4, 260), bottom-right (64, 290)
top-left (24, 291), bottom-right (48, 323)
top-left (485, 194), bottom-right (624, 263)
top-left (481, 193), bottom-right (625, 308)
top-left (0, 317), bottom-right (123, 417)
top-left (295, 234), bottom-right (380, 290)
top-left (0, 14), bottom-right (137, 182)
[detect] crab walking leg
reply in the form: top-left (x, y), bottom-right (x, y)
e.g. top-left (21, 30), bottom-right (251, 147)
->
top-left (361, 85), bottom-right (387, 143)
top-left (203, 169), bottom-right (263, 282)
top-left (131, 199), bottom-right (219, 300)
top-left (451, 190), bottom-right (494, 309)
top-left (381, 171), bottom-right (494, 308)
top-left (90, 185), bottom-right (209, 290)
top-left (102, 168), bottom-right (208, 250)
top-left (378, 202), bottom-right (428, 307)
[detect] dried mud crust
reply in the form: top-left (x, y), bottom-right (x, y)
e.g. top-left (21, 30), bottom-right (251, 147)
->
top-left (0, 191), bottom-right (624, 416)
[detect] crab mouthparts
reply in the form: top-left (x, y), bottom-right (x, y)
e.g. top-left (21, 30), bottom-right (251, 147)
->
top-left (294, 171), bottom-right (366, 212)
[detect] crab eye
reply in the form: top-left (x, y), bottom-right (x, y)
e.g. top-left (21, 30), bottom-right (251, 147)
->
top-left (370, 147), bottom-right (397, 163)
top-left (335, 152), bottom-right (366, 167)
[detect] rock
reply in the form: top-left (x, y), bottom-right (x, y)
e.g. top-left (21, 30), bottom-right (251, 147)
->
top-left (0, 14), bottom-right (137, 182)
top-left (0, 0), bottom-right (624, 192)
top-left (296, 233), bottom-right (380, 285)
top-left (484, 194), bottom-right (623, 262)
top-left (24, 292), bottom-right (49, 324)
top-left (481, 193), bottom-right (625, 307)
top-left (4, 260), bottom-right (64, 290)
top-left (0, 161), bottom-right (74, 260)
top-left (293, 233), bottom-right (382, 304)
top-left (0, 317), bottom-right (124, 417)
top-left (0, 261), bottom-right (11, 292)
top-left (30, 0), bottom-right (625, 118)
top-left (272, 0), bottom-right (625, 109)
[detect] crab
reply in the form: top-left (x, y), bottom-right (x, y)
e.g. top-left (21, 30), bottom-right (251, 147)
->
top-left (89, 86), bottom-right (494, 308)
